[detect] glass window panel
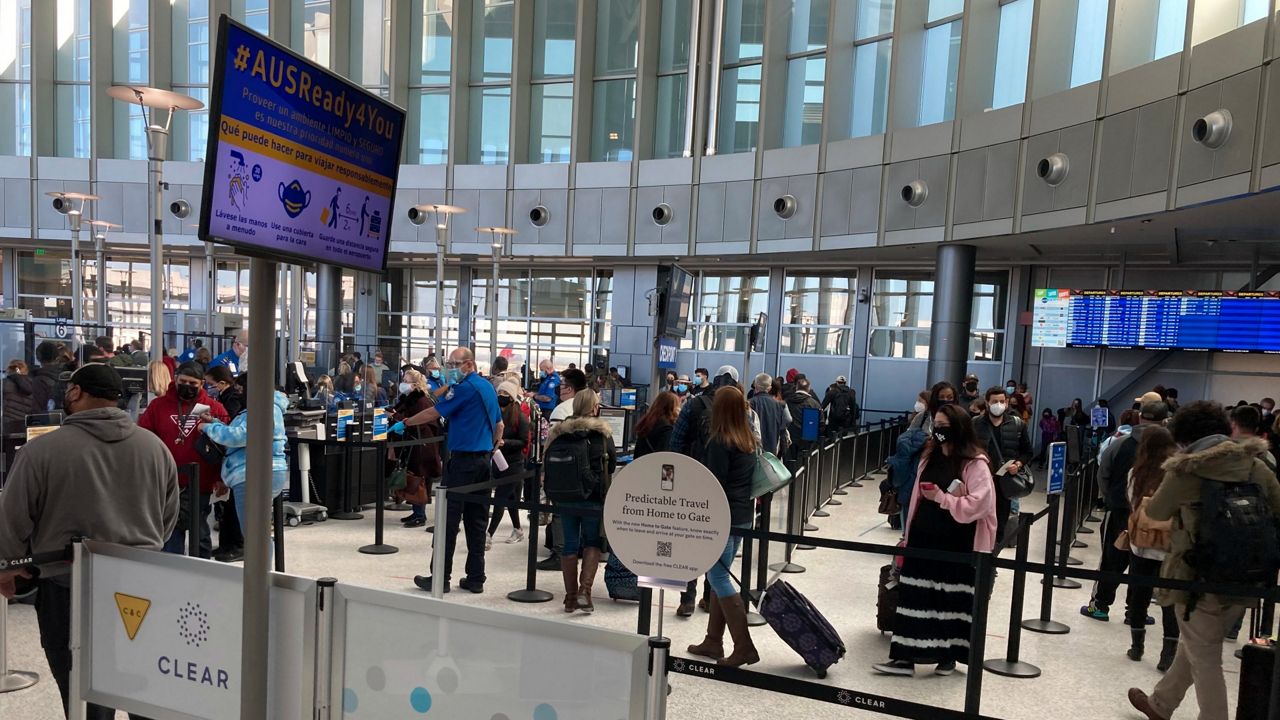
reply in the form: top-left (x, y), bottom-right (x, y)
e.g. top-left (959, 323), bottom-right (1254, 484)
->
top-left (718, 64), bottom-right (761, 154)
top-left (1070, 0), bottom-right (1107, 88)
top-left (789, 0), bottom-right (829, 52)
top-left (469, 85), bottom-right (510, 164)
top-left (723, 0), bottom-right (765, 63)
top-left (658, 0), bottom-right (693, 72)
top-left (992, 0), bottom-right (1032, 109)
top-left (532, 0), bottom-right (577, 79)
top-left (918, 20), bottom-right (960, 126)
top-left (653, 73), bottom-right (688, 159)
top-left (298, 0), bottom-right (331, 67)
top-left (697, 275), bottom-right (769, 324)
top-left (530, 274), bottom-right (587, 318)
top-left (591, 78), bottom-right (635, 161)
top-left (928, 0), bottom-right (963, 22)
top-left (56, 84), bottom-right (91, 158)
top-left (969, 332), bottom-right (1004, 361)
top-left (782, 56), bottom-right (824, 147)
top-left (783, 275), bottom-right (854, 325)
top-left (413, 89), bottom-right (449, 164)
top-left (870, 275), bottom-right (934, 328)
top-left (1154, 0), bottom-right (1188, 59)
top-left (419, 0), bottom-right (454, 84)
top-left (351, 0), bottom-right (391, 89)
top-left (781, 326), bottom-right (851, 355)
top-left (850, 39), bottom-right (890, 137)
top-left (529, 82), bottom-right (572, 163)
top-left (185, 86), bottom-right (210, 161)
top-left (241, 0), bottom-right (271, 35)
top-left (113, 0), bottom-right (149, 84)
top-left (471, 0), bottom-right (512, 82)
top-left (1192, 0), bottom-right (1265, 45)
top-left (596, 0), bottom-right (639, 75)
top-left (855, 0), bottom-right (894, 40)
top-left (0, 0), bottom-right (32, 156)
top-left (868, 328), bottom-right (931, 358)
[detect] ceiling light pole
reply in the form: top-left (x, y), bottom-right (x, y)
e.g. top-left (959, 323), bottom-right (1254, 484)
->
top-left (46, 192), bottom-right (99, 328)
top-left (87, 221), bottom-right (121, 327)
top-left (410, 204), bottom-right (466, 359)
top-left (478, 227), bottom-right (516, 370)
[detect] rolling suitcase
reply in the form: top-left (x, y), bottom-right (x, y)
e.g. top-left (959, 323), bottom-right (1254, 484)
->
top-left (605, 553), bottom-right (641, 602)
top-left (1237, 641), bottom-right (1275, 720)
top-left (877, 564), bottom-right (899, 634)
top-left (759, 580), bottom-right (846, 678)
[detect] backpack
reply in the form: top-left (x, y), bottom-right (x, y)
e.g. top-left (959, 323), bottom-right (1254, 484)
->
top-left (686, 393), bottom-right (715, 463)
top-left (544, 431), bottom-right (599, 501)
top-left (828, 387), bottom-right (854, 423)
top-left (1188, 479), bottom-right (1280, 596)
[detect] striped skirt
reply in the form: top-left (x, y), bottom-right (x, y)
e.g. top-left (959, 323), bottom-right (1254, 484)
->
top-left (888, 556), bottom-right (976, 665)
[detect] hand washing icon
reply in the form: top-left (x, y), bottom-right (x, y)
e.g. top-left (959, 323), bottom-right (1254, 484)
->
top-left (278, 180), bottom-right (311, 219)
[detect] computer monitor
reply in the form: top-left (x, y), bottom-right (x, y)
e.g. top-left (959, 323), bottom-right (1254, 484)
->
top-left (598, 406), bottom-right (630, 451)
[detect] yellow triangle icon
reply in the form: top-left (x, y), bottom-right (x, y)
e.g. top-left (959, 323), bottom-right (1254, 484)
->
top-left (115, 593), bottom-right (151, 641)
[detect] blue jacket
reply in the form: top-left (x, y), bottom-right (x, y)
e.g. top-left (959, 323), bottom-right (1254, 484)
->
top-left (200, 390), bottom-right (289, 494)
top-left (888, 421), bottom-right (929, 504)
top-left (535, 372), bottom-right (561, 413)
top-left (208, 348), bottom-right (242, 374)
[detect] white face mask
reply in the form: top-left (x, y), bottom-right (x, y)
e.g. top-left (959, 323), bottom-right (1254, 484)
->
top-left (989, 402), bottom-right (1007, 418)
top-left (913, 401), bottom-right (926, 413)
top-left (398, 382), bottom-right (412, 395)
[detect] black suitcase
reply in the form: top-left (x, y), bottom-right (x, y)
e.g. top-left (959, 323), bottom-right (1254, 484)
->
top-left (604, 553), bottom-right (641, 602)
top-left (877, 564), bottom-right (899, 634)
top-left (759, 580), bottom-right (846, 678)
top-left (1237, 641), bottom-right (1275, 720)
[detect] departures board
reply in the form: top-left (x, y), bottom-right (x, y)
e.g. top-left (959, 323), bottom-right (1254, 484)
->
top-left (1031, 288), bottom-right (1280, 353)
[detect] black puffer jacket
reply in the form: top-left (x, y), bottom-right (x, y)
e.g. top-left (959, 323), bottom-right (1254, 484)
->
top-left (3, 374), bottom-right (41, 436)
top-left (545, 416), bottom-right (618, 503)
top-left (704, 437), bottom-right (756, 526)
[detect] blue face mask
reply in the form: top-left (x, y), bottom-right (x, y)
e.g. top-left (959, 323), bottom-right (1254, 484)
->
top-left (541, 369), bottom-right (549, 378)
top-left (1006, 386), bottom-right (1016, 395)
top-left (444, 367), bottom-right (463, 385)
top-left (692, 376), bottom-right (703, 387)
top-left (676, 384), bottom-right (688, 394)
top-left (430, 369), bottom-right (441, 379)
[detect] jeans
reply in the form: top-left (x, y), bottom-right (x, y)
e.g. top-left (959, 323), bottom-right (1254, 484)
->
top-left (1089, 508), bottom-right (1131, 610)
top-left (706, 525), bottom-right (750, 599)
top-left (1149, 595), bottom-right (1247, 720)
top-left (36, 579), bottom-right (152, 720)
top-left (557, 501), bottom-right (602, 556)
top-left (163, 491), bottom-right (213, 559)
top-left (230, 484), bottom-right (282, 562)
top-left (409, 502), bottom-right (427, 520)
top-left (440, 452), bottom-right (491, 583)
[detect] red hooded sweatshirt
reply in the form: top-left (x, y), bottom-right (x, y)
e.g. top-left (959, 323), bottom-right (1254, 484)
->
top-left (137, 382), bottom-right (229, 494)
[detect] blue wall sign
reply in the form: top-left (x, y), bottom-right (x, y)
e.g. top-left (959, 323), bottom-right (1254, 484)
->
top-left (1048, 442), bottom-right (1066, 494)
top-left (656, 337), bottom-right (678, 369)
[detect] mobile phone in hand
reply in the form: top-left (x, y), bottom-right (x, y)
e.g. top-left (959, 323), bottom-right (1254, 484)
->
top-left (919, 482), bottom-right (936, 492)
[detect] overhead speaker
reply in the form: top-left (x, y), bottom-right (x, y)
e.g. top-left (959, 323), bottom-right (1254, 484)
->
top-left (651, 203), bottom-right (674, 226)
top-left (1036, 153), bottom-right (1070, 186)
top-left (1191, 109), bottom-right (1232, 149)
top-left (773, 194), bottom-right (798, 219)
top-left (529, 205), bottom-right (550, 227)
top-left (901, 180), bottom-right (928, 207)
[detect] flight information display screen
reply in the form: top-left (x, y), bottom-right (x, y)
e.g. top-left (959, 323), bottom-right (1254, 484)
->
top-left (1031, 289), bottom-right (1280, 353)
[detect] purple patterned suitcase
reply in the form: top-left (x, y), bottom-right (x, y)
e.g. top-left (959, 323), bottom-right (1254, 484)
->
top-left (758, 580), bottom-right (846, 678)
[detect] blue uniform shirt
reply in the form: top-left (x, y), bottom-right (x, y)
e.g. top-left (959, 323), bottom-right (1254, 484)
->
top-left (435, 371), bottom-right (501, 453)
top-left (535, 372), bottom-right (561, 413)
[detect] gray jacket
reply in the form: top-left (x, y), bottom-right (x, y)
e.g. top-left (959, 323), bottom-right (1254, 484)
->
top-left (0, 407), bottom-right (179, 560)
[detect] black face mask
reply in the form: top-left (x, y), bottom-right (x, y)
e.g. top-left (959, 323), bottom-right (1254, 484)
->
top-left (498, 396), bottom-right (513, 408)
top-left (933, 426), bottom-right (955, 445)
top-left (176, 384), bottom-right (199, 401)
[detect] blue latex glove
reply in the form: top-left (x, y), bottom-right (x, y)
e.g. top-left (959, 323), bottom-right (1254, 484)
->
top-left (389, 421), bottom-right (406, 435)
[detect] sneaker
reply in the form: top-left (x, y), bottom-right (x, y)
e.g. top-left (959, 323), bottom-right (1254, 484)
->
top-left (1080, 603), bottom-right (1109, 621)
top-left (507, 528), bottom-right (525, 544)
top-left (403, 517), bottom-right (426, 528)
top-left (536, 554), bottom-right (561, 571)
top-left (214, 547), bottom-right (244, 563)
top-left (413, 576), bottom-right (450, 594)
top-left (1146, 615), bottom-right (1156, 626)
top-left (400, 514), bottom-right (419, 524)
top-left (934, 660), bottom-right (957, 676)
top-left (485, 534), bottom-right (494, 551)
top-left (872, 660), bottom-right (915, 676)
top-left (458, 577), bottom-right (485, 594)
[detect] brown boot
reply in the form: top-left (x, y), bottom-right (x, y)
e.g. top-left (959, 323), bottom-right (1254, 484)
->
top-left (1127, 688), bottom-right (1169, 720)
top-left (717, 594), bottom-right (760, 668)
top-left (560, 554), bottom-right (579, 613)
top-left (687, 595), bottom-right (725, 659)
top-left (577, 547), bottom-right (601, 613)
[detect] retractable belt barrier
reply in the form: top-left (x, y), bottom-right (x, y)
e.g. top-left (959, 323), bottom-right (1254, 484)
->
top-left (1, 547), bottom-right (74, 695)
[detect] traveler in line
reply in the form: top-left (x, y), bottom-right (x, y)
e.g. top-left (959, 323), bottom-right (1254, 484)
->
top-left (139, 363), bottom-right (230, 559)
top-left (32, 341), bottom-right (67, 411)
top-left (1081, 400), bottom-right (1170, 621)
top-left (424, 356), bottom-right (445, 393)
top-left (361, 366), bottom-right (388, 407)
top-left (1120, 426), bottom-right (1179, 671)
top-left (687, 387), bottom-right (760, 667)
top-left (147, 359), bottom-right (172, 398)
top-left (692, 367), bottom-right (711, 396)
top-left (769, 376), bottom-right (793, 457)
top-left (544, 389), bottom-right (616, 613)
top-left (821, 375), bottom-right (859, 437)
top-left (534, 359), bottom-right (561, 420)
top-left (368, 350), bottom-right (390, 379)
top-left (311, 373), bottom-right (335, 409)
top-left (0, 364), bottom-right (177, 720)
top-left (1128, 401), bottom-right (1280, 720)
top-left (750, 373), bottom-right (787, 458)
top-left (207, 329), bottom-right (248, 375)
top-left (550, 368), bottom-right (587, 422)
top-left (671, 365), bottom-right (742, 460)
top-left (486, 380), bottom-right (530, 547)
top-left (873, 403), bottom-right (996, 677)
top-left (393, 369), bottom-right (442, 529)
top-left (972, 386), bottom-right (1033, 546)
top-left (95, 336), bottom-right (133, 368)
top-left (202, 365), bottom-right (244, 560)
top-left (1231, 404), bottom-right (1278, 471)
top-left (2, 360), bottom-right (45, 452)
top-left (1035, 408), bottom-right (1060, 469)
top-left (958, 373), bottom-right (981, 407)
top-left (490, 355), bottom-right (510, 390)
top-left (334, 360), bottom-right (356, 394)
top-left (784, 377), bottom-right (821, 462)
top-left (192, 345), bottom-right (212, 376)
top-left (633, 390), bottom-right (693, 615)
top-left (197, 373), bottom-right (289, 561)
top-left (394, 347), bottom-right (503, 594)
top-left (888, 390), bottom-right (933, 529)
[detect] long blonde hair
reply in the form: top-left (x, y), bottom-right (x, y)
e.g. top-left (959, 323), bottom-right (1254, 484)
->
top-left (148, 360), bottom-right (172, 397)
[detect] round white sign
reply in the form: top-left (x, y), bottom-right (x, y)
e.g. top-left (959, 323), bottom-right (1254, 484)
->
top-left (603, 451), bottom-right (731, 585)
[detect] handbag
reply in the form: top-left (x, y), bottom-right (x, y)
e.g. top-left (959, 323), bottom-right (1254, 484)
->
top-left (194, 432), bottom-right (226, 466)
top-left (1114, 529), bottom-right (1132, 552)
top-left (1128, 496), bottom-right (1172, 551)
top-left (990, 422), bottom-right (1035, 500)
top-left (397, 471), bottom-right (429, 506)
top-left (877, 475), bottom-right (902, 516)
top-left (751, 449), bottom-right (793, 498)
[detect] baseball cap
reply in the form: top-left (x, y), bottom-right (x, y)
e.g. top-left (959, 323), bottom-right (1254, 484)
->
top-left (964, 373), bottom-right (979, 382)
top-left (69, 363), bottom-right (123, 400)
top-left (716, 365), bottom-right (740, 383)
top-left (1139, 401), bottom-right (1170, 422)
top-left (836, 375), bottom-right (847, 384)
top-left (1135, 391), bottom-right (1163, 404)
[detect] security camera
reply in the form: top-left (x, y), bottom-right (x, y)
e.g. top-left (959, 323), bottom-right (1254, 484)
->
top-left (407, 206), bottom-right (427, 226)
top-left (51, 195), bottom-right (71, 214)
top-left (773, 195), bottom-right (798, 219)
top-left (529, 205), bottom-right (550, 227)
top-left (169, 199), bottom-right (191, 219)
top-left (651, 203), bottom-right (674, 226)
top-left (901, 181), bottom-right (928, 207)
top-left (1192, 109), bottom-right (1233, 149)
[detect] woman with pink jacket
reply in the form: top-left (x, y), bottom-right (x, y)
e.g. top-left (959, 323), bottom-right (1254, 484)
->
top-left (873, 403), bottom-right (997, 678)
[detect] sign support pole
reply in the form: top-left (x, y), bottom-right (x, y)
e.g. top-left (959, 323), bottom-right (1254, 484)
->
top-left (241, 258), bottom-right (277, 719)
top-left (0, 575), bottom-right (38, 694)
top-left (645, 590), bottom-right (670, 720)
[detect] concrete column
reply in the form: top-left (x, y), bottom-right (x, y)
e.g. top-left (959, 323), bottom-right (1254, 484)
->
top-left (315, 263), bottom-right (343, 372)
top-left (926, 243), bottom-right (976, 388)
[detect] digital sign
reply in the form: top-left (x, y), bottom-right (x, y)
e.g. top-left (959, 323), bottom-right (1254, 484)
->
top-left (200, 16), bottom-right (405, 273)
top-left (1032, 288), bottom-right (1280, 353)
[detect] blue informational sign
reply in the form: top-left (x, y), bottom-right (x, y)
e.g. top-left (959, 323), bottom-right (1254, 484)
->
top-left (201, 16), bottom-right (405, 273)
top-left (1048, 442), bottom-right (1067, 494)
top-left (1091, 406), bottom-right (1110, 429)
top-left (620, 388), bottom-right (637, 409)
top-left (802, 407), bottom-right (820, 442)
top-left (656, 337), bottom-right (678, 369)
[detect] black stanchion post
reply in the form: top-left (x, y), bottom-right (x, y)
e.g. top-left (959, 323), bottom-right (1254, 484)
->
top-left (1085, 457), bottom-right (1102, 523)
top-left (1074, 463), bottom-right (1093, 537)
top-left (756, 492), bottom-right (772, 596)
top-left (964, 552), bottom-right (994, 716)
top-left (770, 466), bottom-right (806, 573)
top-left (826, 438), bottom-right (843, 505)
top-left (359, 442), bottom-right (398, 555)
top-left (740, 527), bottom-right (765, 627)
top-left (798, 454), bottom-right (817, 550)
top-left (1055, 473), bottom-right (1083, 585)
top-left (508, 471), bottom-right (553, 603)
top-left (1023, 493), bottom-right (1070, 634)
top-left (273, 493), bottom-right (285, 572)
top-left (803, 450), bottom-right (820, 532)
top-left (812, 443), bottom-right (831, 518)
top-left (984, 514), bottom-right (1041, 678)
top-left (637, 588), bottom-right (653, 636)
